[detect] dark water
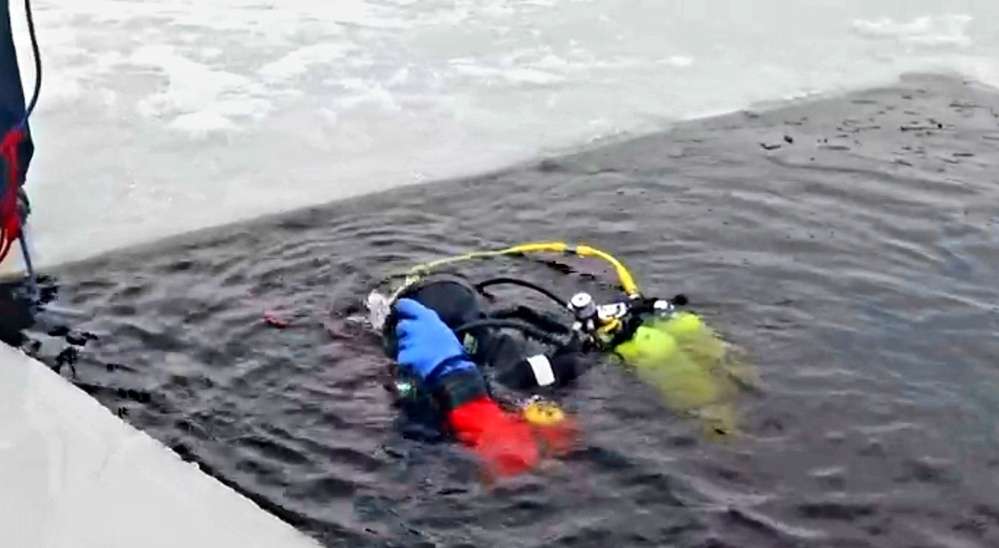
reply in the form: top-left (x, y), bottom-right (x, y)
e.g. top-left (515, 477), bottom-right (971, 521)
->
top-left (19, 73), bottom-right (999, 547)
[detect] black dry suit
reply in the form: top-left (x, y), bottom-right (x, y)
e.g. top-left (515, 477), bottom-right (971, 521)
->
top-left (405, 275), bottom-right (598, 389)
top-left (386, 275), bottom-right (598, 440)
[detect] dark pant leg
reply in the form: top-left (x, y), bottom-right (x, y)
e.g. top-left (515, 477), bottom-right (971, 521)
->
top-left (0, 0), bottom-right (34, 183)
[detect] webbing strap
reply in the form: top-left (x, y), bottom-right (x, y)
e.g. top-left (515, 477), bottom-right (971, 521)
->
top-left (0, 127), bottom-right (25, 264)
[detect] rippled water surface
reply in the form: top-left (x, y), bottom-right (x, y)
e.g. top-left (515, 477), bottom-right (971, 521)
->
top-left (20, 74), bottom-right (999, 547)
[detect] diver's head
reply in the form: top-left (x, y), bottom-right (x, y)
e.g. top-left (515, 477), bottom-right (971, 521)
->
top-left (401, 276), bottom-right (485, 331)
top-left (390, 275), bottom-right (493, 359)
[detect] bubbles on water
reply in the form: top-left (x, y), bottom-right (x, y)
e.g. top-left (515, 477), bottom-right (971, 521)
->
top-left (366, 290), bottom-right (391, 331)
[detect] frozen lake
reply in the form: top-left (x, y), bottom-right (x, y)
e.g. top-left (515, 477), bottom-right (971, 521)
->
top-left (9, 0), bottom-right (999, 267)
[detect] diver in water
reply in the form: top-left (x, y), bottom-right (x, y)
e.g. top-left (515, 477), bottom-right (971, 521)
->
top-left (382, 276), bottom-right (585, 479)
top-left (400, 276), bottom-right (598, 391)
top-left (373, 242), bottom-right (752, 477)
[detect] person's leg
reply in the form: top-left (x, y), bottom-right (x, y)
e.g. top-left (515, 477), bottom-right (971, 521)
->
top-left (0, 2), bottom-right (37, 341)
top-left (0, 0), bottom-right (34, 183)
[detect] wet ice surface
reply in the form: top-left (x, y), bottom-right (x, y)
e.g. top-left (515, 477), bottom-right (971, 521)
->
top-left (8, 1), bottom-right (999, 267)
top-left (13, 74), bottom-right (998, 547)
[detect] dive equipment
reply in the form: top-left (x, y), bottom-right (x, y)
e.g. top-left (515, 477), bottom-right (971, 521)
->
top-left (369, 241), bottom-right (690, 362)
top-left (520, 396), bottom-right (566, 427)
top-left (370, 241), bottom-right (748, 440)
top-left (568, 292), bottom-right (597, 322)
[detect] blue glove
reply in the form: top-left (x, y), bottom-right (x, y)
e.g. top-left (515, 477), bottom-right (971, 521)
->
top-left (393, 298), bottom-right (476, 384)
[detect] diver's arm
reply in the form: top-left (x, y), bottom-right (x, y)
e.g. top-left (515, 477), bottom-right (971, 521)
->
top-left (427, 359), bottom-right (546, 479)
top-left (391, 299), bottom-right (544, 477)
top-left (494, 351), bottom-right (587, 390)
top-left (432, 369), bottom-right (541, 471)
top-left (489, 335), bottom-right (598, 391)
